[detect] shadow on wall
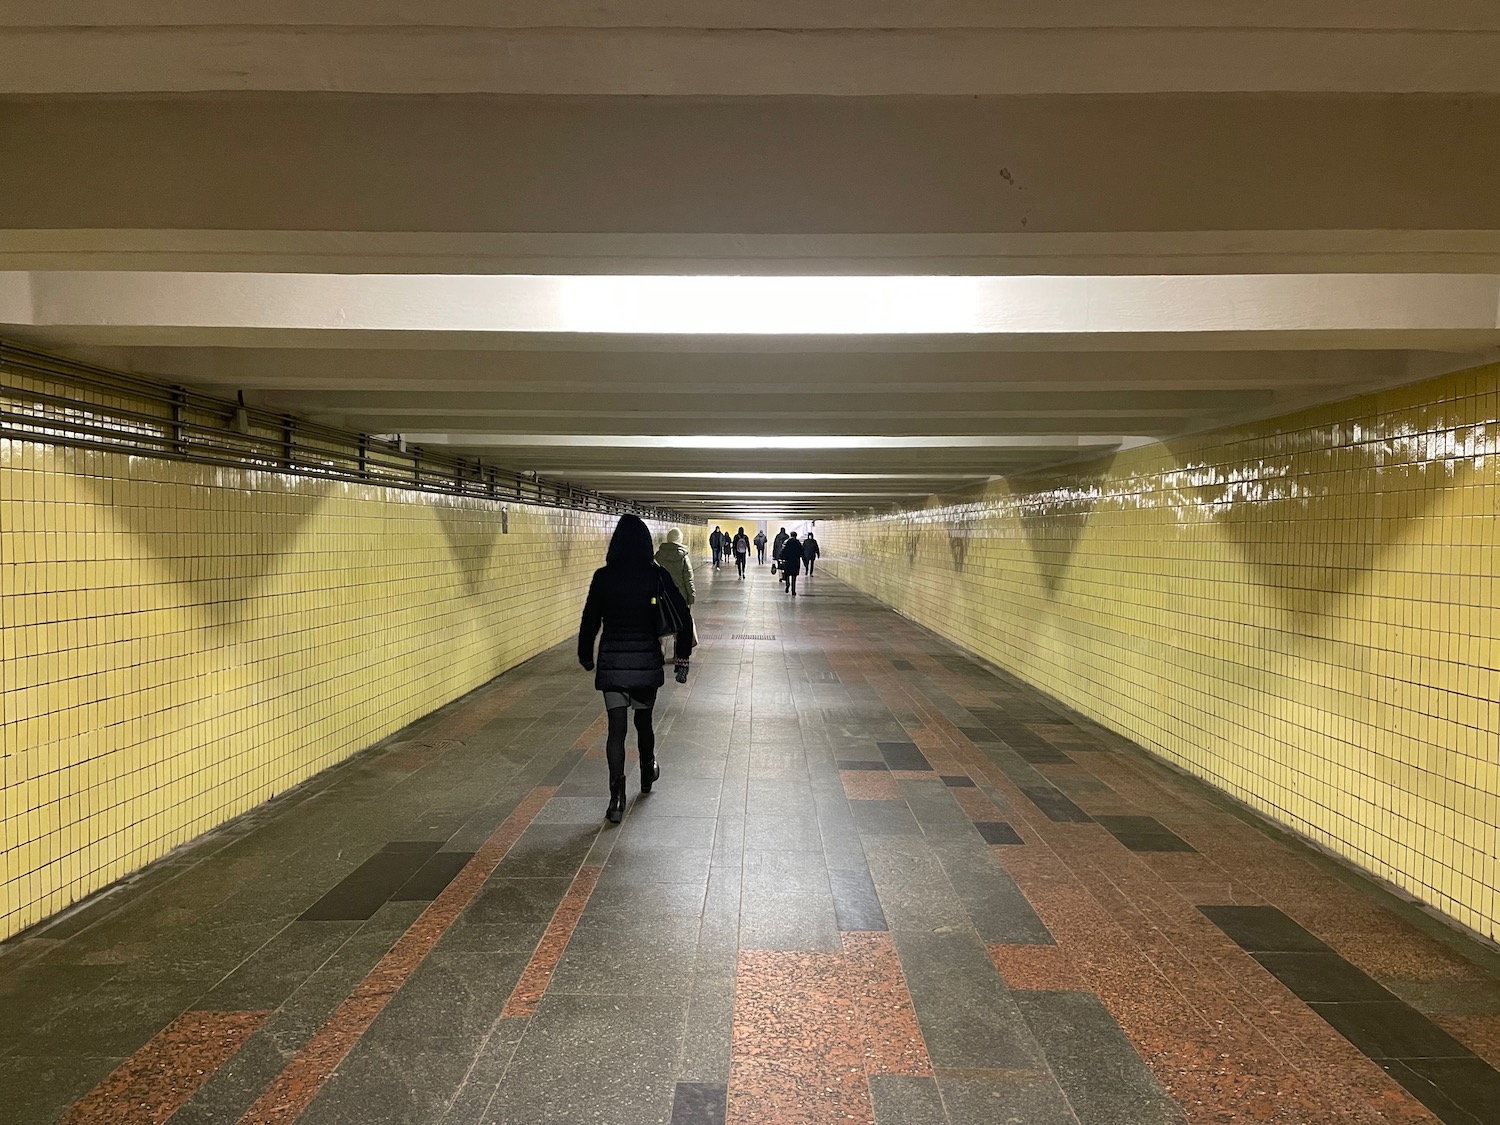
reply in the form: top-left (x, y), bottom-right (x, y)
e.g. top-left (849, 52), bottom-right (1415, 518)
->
top-left (1173, 417), bottom-right (1458, 619)
top-left (1010, 463), bottom-right (1113, 596)
top-left (76, 466), bottom-right (333, 631)
top-left (433, 498), bottom-right (511, 598)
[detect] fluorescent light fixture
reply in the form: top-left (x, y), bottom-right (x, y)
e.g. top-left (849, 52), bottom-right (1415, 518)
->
top-left (14, 272), bottom-right (1500, 337)
top-left (403, 433), bottom-right (1144, 450)
top-left (555, 472), bottom-right (991, 480)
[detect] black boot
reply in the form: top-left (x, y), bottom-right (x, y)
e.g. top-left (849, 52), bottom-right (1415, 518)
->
top-left (641, 758), bottom-right (659, 794)
top-left (606, 780), bottom-right (626, 823)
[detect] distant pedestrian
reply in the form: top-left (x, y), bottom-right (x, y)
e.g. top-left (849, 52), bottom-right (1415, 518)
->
top-left (779, 531), bottom-right (805, 596)
top-left (578, 515), bottom-right (694, 823)
top-left (709, 525), bottom-right (724, 569)
top-left (732, 527), bottom-right (751, 578)
top-left (654, 527), bottom-right (696, 607)
top-left (803, 532), bottom-right (821, 576)
top-left (753, 529), bottom-right (767, 564)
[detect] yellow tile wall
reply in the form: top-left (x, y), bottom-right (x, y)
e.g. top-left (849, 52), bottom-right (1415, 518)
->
top-left (0, 442), bottom-right (699, 941)
top-left (822, 362), bottom-right (1500, 940)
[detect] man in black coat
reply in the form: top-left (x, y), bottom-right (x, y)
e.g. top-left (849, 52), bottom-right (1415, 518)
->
top-left (779, 531), bottom-right (806, 596)
top-left (753, 529), bottom-right (768, 564)
top-left (709, 525), bottom-right (724, 569)
top-left (803, 532), bottom-right (821, 575)
top-left (771, 527), bottom-right (789, 567)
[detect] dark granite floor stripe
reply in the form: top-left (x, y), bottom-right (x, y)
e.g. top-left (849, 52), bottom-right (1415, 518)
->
top-left (940, 775), bottom-right (976, 788)
top-left (877, 743), bottom-right (933, 771)
top-left (237, 785), bottom-right (554, 1125)
top-left (671, 1082), bottom-right (728, 1125)
top-left (830, 867), bottom-right (888, 932)
top-left (1095, 815), bottom-right (1194, 853)
top-left (541, 747), bottom-right (587, 786)
top-left (1203, 903), bottom-right (1500, 1120)
top-left (1018, 785), bottom-right (1093, 824)
top-left (838, 759), bottom-right (891, 771)
top-left (974, 821), bottom-right (1023, 846)
top-left (1197, 905), bottom-right (1332, 953)
top-left (63, 1010), bottom-right (269, 1125)
top-left (391, 852), bottom-right (474, 902)
top-left (299, 842), bottom-right (444, 921)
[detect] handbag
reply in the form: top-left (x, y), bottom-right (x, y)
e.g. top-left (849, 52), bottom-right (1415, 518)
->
top-left (653, 571), bottom-right (686, 663)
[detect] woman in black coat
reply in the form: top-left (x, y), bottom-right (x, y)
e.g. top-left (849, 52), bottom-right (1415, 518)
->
top-left (579, 515), bottom-right (695, 822)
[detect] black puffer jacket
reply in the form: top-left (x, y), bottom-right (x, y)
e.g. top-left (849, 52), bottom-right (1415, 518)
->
top-left (779, 537), bottom-right (806, 575)
top-left (578, 562), bottom-right (695, 692)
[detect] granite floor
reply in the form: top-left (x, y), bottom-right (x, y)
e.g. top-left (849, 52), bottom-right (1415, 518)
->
top-left (5, 563), bottom-right (1500, 1125)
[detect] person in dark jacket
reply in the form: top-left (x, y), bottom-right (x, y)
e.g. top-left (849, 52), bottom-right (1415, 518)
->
top-left (803, 532), bottom-right (821, 575)
top-left (709, 525), bottom-right (724, 569)
top-left (771, 527), bottom-right (789, 569)
top-left (731, 527), bottom-right (751, 578)
top-left (779, 531), bottom-right (805, 596)
top-left (579, 515), bottom-right (694, 822)
top-left (753, 529), bottom-right (768, 564)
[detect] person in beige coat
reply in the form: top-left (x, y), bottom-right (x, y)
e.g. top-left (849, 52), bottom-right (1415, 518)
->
top-left (654, 527), bottom-right (696, 606)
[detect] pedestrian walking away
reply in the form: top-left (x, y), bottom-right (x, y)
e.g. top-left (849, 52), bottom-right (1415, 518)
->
top-left (709, 525), bottom-right (724, 569)
top-left (803, 531), bottom-right (821, 576)
top-left (578, 514), bottom-right (695, 823)
top-left (753, 529), bottom-right (767, 564)
top-left (732, 526), bottom-right (751, 578)
top-left (779, 530), bottom-right (806, 596)
top-left (771, 526), bottom-right (789, 572)
top-left (654, 526), bottom-right (698, 642)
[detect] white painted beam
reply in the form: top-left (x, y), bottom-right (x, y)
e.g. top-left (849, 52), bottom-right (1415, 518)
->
top-left (10, 272), bottom-right (1499, 341)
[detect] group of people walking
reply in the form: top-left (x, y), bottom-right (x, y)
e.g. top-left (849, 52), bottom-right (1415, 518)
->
top-left (708, 524), bottom-right (820, 594)
top-left (580, 516), bottom-right (824, 825)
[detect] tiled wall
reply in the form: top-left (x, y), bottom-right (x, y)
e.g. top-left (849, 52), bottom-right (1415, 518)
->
top-left (823, 363), bottom-right (1500, 940)
top-left (0, 443), bottom-right (698, 940)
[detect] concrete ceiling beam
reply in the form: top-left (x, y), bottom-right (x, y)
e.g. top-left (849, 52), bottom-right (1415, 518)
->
top-left (5, 4), bottom-right (1500, 95)
top-left (2, 97), bottom-right (1498, 237)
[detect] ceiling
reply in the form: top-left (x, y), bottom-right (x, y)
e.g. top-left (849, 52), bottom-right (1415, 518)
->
top-left (2, 3), bottom-right (1499, 518)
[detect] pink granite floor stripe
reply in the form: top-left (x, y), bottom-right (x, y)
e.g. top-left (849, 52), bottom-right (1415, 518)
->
top-left (64, 1010), bottom-right (269, 1125)
top-left (727, 933), bottom-right (930, 1125)
top-left (236, 785), bottom-right (555, 1125)
top-left (501, 863), bottom-right (602, 1018)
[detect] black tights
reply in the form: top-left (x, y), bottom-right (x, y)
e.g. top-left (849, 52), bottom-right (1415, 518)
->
top-left (606, 706), bottom-right (655, 788)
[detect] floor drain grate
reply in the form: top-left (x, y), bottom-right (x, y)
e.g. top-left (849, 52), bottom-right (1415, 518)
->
top-left (732, 633), bottom-right (777, 641)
